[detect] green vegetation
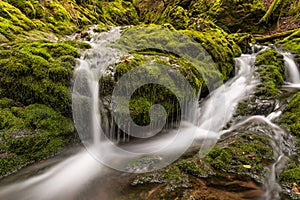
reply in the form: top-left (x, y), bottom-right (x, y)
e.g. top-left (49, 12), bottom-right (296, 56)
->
top-left (279, 92), bottom-right (300, 196)
top-left (280, 167), bottom-right (300, 184)
top-left (0, 39), bottom-right (90, 176)
top-left (189, 0), bottom-right (266, 33)
top-left (254, 49), bottom-right (285, 97)
top-left (98, 25), bottom-right (244, 126)
top-left (0, 102), bottom-right (74, 176)
top-left (0, 40), bottom-right (90, 115)
top-left (280, 92), bottom-right (300, 137)
top-left (205, 133), bottom-right (274, 180)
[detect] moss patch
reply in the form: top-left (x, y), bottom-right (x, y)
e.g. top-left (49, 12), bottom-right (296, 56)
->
top-left (0, 102), bottom-right (74, 176)
top-left (0, 40), bottom-right (89, 115)
top-left (205, 132), bottom-right (274, 181)
top-left (254, 49), bottom-right (285, 97)
top-left (189, 0), bottom-right (266, 33)
top-left (280, 92), bottom-right (300, 137)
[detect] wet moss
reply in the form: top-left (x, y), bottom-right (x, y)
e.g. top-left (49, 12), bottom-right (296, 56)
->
top-left (254, 49), bottom-right (285, 97)
top-left (102, 54), bottom-right (186, 126)
top-left (280, 92), bottom-right (300, 137)
top-left (0, 103), bottom-right (74, 176)
top-left (0, 40), bottom-right (81, 115)
top-left (280, 167), bottom-right (300, 184)
top-left (176, 160), bottom-right (208, 178)
top-left (205, 133), bottom-right (274, 179)
top-left (181, 28), bottom-right (241, 80)
top-left (98, 25), bottom-right (243, 126)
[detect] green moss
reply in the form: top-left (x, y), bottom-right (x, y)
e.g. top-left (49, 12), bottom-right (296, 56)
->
top-left (24, 104), bottom-right (74, 135)
top-left (207, 0), bottom-right (266, 33)
top-left (99, 25), bottom-right (243, 126)
top-left (254, 49), bottom-right (285, 97)
top-left (0, 1), bottom-right (35, 31)
top-left (280, 92), bottom-right (300, 137)
top-left (101, 0), bottom-right (139, 25)
top-left (46, 1), bottom-right (71, 22)
top-left (228, 33), bottom-right (251, 54)
top-left (0, 98), bottom-right (14, 108)
top-left (187, 17), bottom-right (220, 32)
top-left (131, 164), bottom-right (190, 191)
top-left (0, 102), bottom-right (74, 176)
top-left (205, 133), bottom-right (274, 175)
top-left (64, 40), bottom-right (92, 49)
top-left (3, 0), bottom-right (36, 19)
top-left (280, 167), bottom-right (300, 184)
top-left (283, 38), bottom-right (300, 54)
top-left (176, 160), bottom-right (208, 178)
top-left (0, 109), bottom-right (24, 130)
top-left (0, 156), bottom-right (27, 176)
top-left (181, 28), bottom-right (241, 80)
top-left (163, 6), bottom-right (189, 30)
top-left (0, 41), bottom-right (79, 115)
top-left (187, 0), bottom-right (266, 33)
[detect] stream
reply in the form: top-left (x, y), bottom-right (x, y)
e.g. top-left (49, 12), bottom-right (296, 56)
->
top-left (0, 27), bottom-right (299, 200)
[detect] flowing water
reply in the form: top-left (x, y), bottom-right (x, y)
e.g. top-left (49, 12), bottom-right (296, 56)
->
top-left (0, 29), bottom-right (299, 200)
top-left (283, 52), bottom-right (300, 84)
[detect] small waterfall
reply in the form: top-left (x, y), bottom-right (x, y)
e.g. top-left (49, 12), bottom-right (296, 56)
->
top-left (282, 52), bottom-right (300, 84)
top-left (72, 27), bottom-right (123, 145)
top-left (196, 53), bottom-right (259, 156)
top-left (0, 28), bottom-right (299, 200)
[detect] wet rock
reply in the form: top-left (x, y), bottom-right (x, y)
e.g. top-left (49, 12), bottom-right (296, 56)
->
top-left (205, 131), bottom-right (274, 184)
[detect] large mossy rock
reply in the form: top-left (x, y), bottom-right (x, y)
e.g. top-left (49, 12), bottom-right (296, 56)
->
top-left (0, 39), bottom-right (91, 176)
top-left (205, 132), bottom-right (274, 181)
top-left (0, 101), bottom-right (74, 176)
top-left (99, 25), bottom-right (241, 127)
top-left (254, 49), bottom-right (285, 97)
top-left (0, 40), bottom-right (90, 115)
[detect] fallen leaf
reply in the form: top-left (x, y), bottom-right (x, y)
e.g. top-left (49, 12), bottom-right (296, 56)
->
top-left (243, 165), bottom-right (252, 169)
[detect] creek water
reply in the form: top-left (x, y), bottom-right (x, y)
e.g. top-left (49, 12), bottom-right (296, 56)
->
top-left (0, 28), bottom-right (299, 200)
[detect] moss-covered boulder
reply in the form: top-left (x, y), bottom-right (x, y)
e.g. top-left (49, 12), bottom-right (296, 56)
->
top-left (181, 28), bottom-right (242, 80)
top-left (0, 40), bottom-right (90, 115)
top-left (205, 132), bottom-right (274, 182)
top-left (0, 102), bottom-right (74, 176)
top-left (99, 25), bottom-right (241, 127)
top-left (254, 49), bottom-right (285, 97)
top-left (0, 38), bottom-right (91, 176)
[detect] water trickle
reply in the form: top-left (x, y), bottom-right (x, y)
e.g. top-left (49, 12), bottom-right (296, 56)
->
top-left (282, 52), bottom-right (300, 84)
